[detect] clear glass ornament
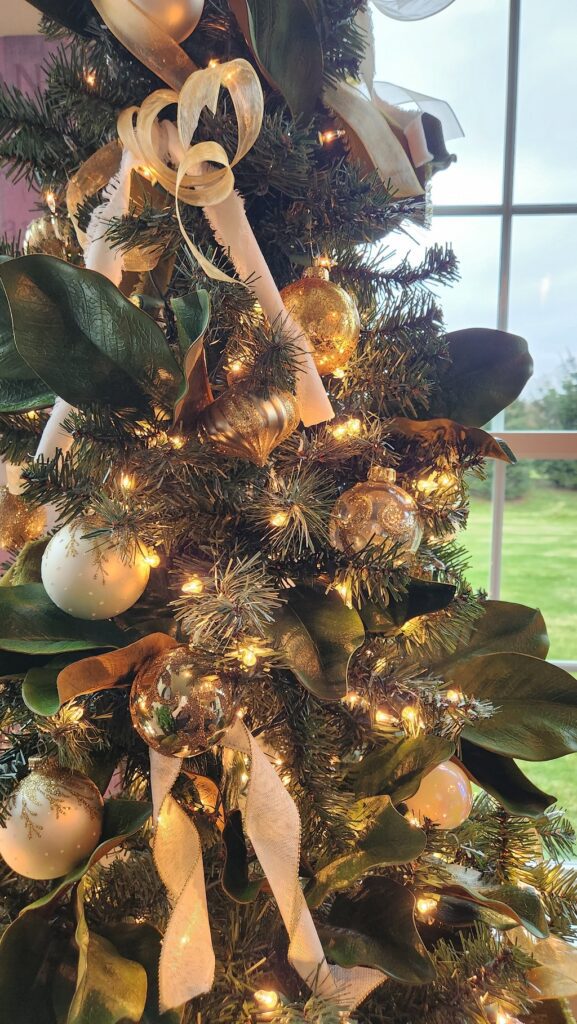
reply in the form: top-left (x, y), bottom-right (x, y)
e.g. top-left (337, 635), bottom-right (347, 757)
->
top-left (329, 466), bottom-right (423, 561)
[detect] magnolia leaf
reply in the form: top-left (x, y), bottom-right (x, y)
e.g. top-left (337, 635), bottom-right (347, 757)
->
top-left (23, 654), bottom-right (96, 715)
top-left (511, 928), bottom-right (577, 1001)
top-left (0, 269), bottom-right (54, 412)
top-left (354, 735), bottom-right (455, 802)
top-left (447, 653), bottom-right (577, 760)
top-left (171, 290), bottom-right (213, 429)
top-left (222, 809), bottom-right (265, 903)
top-left (432, 601), bottom-right (550, 672)
top-left (319, 877), bottom-right (435, 985)
top-left (0, 538), bottom-right (48, 588)
top-left (25, 799), bottom-right (152, 914)
top-left (0, 584), bottom-right (132, 654)
top-left (0, 909), bottom-right (64, 1024)
top-left (24, 0), bottom-right (95, 35)
top-left (436, 877), bottom-right (548, 939)
top-left (390, 417), bottom-right (516, 463)
top-left (67, 879), bottom-right (147, 1024)
top-left (460, 740), bottom-right (556, 818)
top-left (241, 0), bottom-right (323, 121)
top-left (361, 579), bottom-right (456, 634)
top-left (267, 585), bottom-right (365, 700)
top-left (0, 256), bottom-right (183, 410)
top-left (427, 329), bottom-right (533, 426)
top-left (96, 923), bottom-right (183, 1024)
top-left (307, 796), bottom-right (425, 908)
top-left (57, 631), bottom-right (178, 704)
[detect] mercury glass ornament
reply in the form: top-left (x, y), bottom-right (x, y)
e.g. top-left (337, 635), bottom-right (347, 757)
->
top-left (0, 487), bottom-right (46, 549)
top-left (405, 760), bottom-right (473, 829)
top-left (23, 213), bottom-right (80, 261)
top-left (199, 386), bottom-right (300, 466)
top-left (0, 759), bottom-right (104, 880)
top-left (132, 0), bottom-right (204, 40)
top-left (329, 466), bottom-right (423, 560)
top-left (130, 646), bottom-right (233, 758)
top-left (280, 266), bottom-right (360, 375)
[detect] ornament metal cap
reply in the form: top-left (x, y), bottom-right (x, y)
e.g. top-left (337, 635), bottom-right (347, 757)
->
top-left (368, 465), bottom-right (397, 483)
top-left (303, 265), bottom-right (330, 282)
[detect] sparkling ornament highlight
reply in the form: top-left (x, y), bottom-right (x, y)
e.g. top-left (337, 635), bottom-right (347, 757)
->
top-left (0, 759), bottom-right (103, 880)
top-left (0, 487), bottom-right (46, 549)
top-left (199, 387), bottom-right (300, 466)
top-left (132, 0), bottom-right (204, 41)
top-left (41, 519), bottom-right (150, 620)
top-left (329, 466), bottom-right (423, 560)
top-left (130, 646), bottom-right (233, 757)
top-left (405, 760), bottom-right (473, 829)
top-left (280, 266), bottom-right (360, 375)
top-left (23, 213), bottom-right (80, 261)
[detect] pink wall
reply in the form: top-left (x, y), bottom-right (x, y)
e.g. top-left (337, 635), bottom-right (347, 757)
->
top-left (0, 34), bottom-right (54, 240)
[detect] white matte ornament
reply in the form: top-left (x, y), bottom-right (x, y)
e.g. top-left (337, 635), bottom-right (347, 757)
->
top-left (0, 761), bottom-right (104, 880)
top-left (132, 0), bottom-right (204, 41)
top-left (41, 519), bottom-right (150, 620)
top-left (406, 760), bottom-right (473, 829)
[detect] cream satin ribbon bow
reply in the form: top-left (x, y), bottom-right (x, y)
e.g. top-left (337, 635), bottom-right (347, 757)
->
top-left (150, 718), bottom-right (384, 1012)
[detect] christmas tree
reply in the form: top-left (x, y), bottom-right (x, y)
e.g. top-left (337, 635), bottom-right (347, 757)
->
top-left (1, 2), bottom-right (576, 1023)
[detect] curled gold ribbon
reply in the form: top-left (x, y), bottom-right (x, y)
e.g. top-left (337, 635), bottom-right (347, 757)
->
top-left (91, 0), bottom-right (196, 92)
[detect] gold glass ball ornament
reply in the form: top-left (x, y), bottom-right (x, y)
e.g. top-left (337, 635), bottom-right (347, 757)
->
top-left (329, 466), bottom-right (423, 561)
top-left (405, 760), bottom-right (473, 830)
top-left (0, 759), bottom-right (104, 880)
top-left (132, 0), bottom-right (204, 41)
top-left (41, 519), bottom-right (151, 620)
top-left (280, 265), bottom-right (360, 375)
top-left (0, 487), bottom-right (46, 549)
top-left (23, 213), bottom-right (80, 261)
top-left (130, 646), bottom-right (233, 758)
top-left (199, 386), bottom-right (300, 467)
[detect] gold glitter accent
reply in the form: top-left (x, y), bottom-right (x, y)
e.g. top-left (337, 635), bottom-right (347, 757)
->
top-left (199, 387), bottom-right (300, 466)
top-left (0, 488), bottom-right (46, 549)
top-left (6, 761), bottom-right (103, 841)
top-left (329, 475), bottom-right (423, 560)
top-left (280, 271), bottom-right (360, 375)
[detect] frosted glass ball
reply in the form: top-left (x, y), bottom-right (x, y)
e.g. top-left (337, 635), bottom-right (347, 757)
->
top-left (41, 519), bottom-right (150, 620)
top-left (132, 0), bottom-right (204, 41)
top-left (0, 761), bottom-right (103, 880)
top-left (406, 761), bottom-right (473, 829)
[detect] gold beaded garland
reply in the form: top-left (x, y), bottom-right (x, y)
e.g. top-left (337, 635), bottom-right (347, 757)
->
top-left (280, 266), bottom-right (360, 375)
top-left (0, 487), bottom-right (46, 549)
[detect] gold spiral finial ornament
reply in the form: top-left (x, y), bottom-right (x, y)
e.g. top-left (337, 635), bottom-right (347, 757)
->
top-left (280, 265), bottom-right (360, 375)
top-left (199, 386), bottom-right (300, 466)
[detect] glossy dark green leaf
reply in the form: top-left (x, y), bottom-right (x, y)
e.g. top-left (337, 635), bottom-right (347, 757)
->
top-left (428, 329), bottom-right (533, 426)
top-left (0, 256), bottom-right (183, 410)
top-left (171, 290), bottom-right (213, 428)
top-left (307, 796), bottom-right (426, 908)
top-left (24, 0), bottom-right (95, 35)
top-left (354, 735), bottom-right (455, 802)
top-left (432, 601), bottom-right (550, 672)
top-left (447, 653), bottom-right (577, 761)
top-left (437, 878), bottom-right (548, 938)
top-left (319, 878), bottom-right (435, 984)
top-left (222, 809), bottom-right (264, 903)
top-left (23, 662), bottom-right (64, 715)
top-left (95, 923), bottom-right (183, 1024)
top-left (67, 880), bottom-right (147, 1024)
top-left (267, 586), bottom-right (365, 700)
top-left (0, 584), bottom-right (132, 654)
top-left (0, 909), bottom-right (65, 1024)
top-left (244, 0), bottom-right (323, 120)
top-left (460, 740), bottom-right (556, 818)
top-left (0, 267), bottom-right (54, 411)
top-left (26, 799), bottom-right (152, 913)
top-left (361, 579), bottom-right (456, 634)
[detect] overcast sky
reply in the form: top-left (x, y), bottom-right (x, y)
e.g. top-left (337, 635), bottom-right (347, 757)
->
top-left (372, 0), bottom-right (577, 406)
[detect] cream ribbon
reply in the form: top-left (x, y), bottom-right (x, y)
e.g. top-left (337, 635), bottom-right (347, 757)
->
top-left (151, 718), bottom-right (384, 1013)
top-left (91, 0), bottom-right (196, 92)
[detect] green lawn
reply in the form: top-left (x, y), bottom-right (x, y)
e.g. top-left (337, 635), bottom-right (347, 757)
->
top-left (463, 485), bottom-right (577, 832)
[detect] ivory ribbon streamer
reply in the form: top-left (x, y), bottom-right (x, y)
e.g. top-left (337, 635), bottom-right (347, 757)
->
top-left (91, 0), bottom-right (196, 92)
top-left (4, 462), bottom-right (25, 496)
top-left (117, 59), bottom-right (334, 426)
top-left (151, 719), bottom-right (383, 1012)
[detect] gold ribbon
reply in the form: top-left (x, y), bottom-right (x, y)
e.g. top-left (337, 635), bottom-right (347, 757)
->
top-left (91, 0), bottom-right (196, 92)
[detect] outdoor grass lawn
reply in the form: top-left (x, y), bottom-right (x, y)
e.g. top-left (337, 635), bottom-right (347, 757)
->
top-left (463, 484), bottom-right (577, 831)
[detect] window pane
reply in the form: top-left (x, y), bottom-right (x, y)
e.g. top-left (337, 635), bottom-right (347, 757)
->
top-left (372, 0), bottom-right (508, 204)
top-left (391, 215), bottom-right (500, 329)
top-left (505, 215), bottom-right (577, 427)
top-left (514, 0), bottom-right (577, 203)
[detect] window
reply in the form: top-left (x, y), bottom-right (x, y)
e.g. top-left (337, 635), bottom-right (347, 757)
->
top-left (374, 0), bottom-right (577, 671)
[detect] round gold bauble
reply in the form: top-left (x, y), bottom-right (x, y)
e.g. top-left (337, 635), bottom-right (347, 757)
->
top-left (0, 759), bottom-right (104, 880)
top-left (0, 487), bottom-right (46, 549)
top-left (130, 646), bottom-right (233, 758)
top-left (280, 266), bottom-right (360, 375)
top-left (329, 466), bottom-right (423, 561)
top-left (132, 0), bottom-right (204, 41)
top-left (405, 761), bottom-right (473, 830)
top-left (23, 214), bottom-right (80, 261)
top-left (199, 386), bottom-right (300, 467)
